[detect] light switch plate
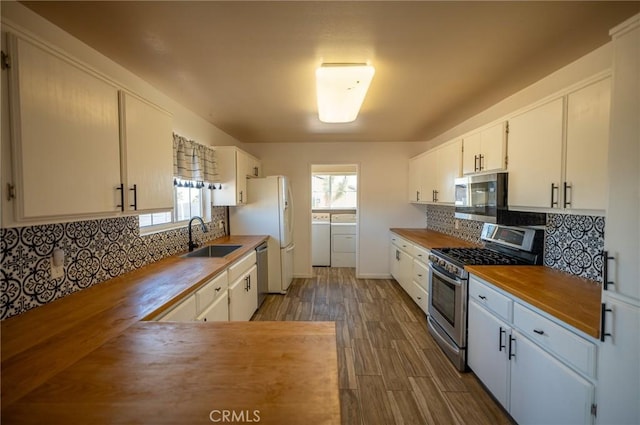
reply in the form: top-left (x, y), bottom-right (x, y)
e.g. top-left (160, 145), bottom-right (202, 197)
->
top-left (50, 258), bottom-right (64, 279)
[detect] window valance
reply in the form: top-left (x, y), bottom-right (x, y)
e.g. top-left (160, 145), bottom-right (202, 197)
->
top-left (172, 133), bottom-right (219, 183)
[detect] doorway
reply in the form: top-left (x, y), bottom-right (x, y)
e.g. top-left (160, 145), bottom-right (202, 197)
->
top-left (310, 164), bottom-right (359, 271)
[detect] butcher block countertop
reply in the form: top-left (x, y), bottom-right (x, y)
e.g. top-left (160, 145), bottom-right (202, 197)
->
top-left (1, 235), bottom-right (341, 424)
top-left (466, 265), bottom-right (601, 339)
top-left (390, 228), bottom-right (479, 249)
top-left (390, 228), bottom-right (601, 339)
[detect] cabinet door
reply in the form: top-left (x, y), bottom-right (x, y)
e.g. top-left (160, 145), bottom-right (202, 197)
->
top-left (462, 132), bottom-right (482, 175)
top-left (408, 155), bottom-right (424, 202)
top-left (596, 296), bottom-right (640, 425)
top-left (436, 139), bottom-right (462, 204)
top-left (235, 151), bottom-right (248, 205)
top-left (604, 20), bottom-right (640, 302)
top-left (510, 331), bottom-right (594, 425)
top-left (247, 156), bottom-right (261, 178)
top-left (196, 289), bottom-right (229, 322)
top-left (228, 265), bottom-right (258, 321)
top-left (421, 151), bottom-right (438, 202)
top-left (467, 300), bottom-right (510, 408)
top-left (481, 122), bottom-right (507, 172)
top-left (119, 92), bottom-right (173, 212)
top-left (7, 35), bottom-right (121, 220)
top-left (565, 78), bottom-right (611, 211)
top-left (508, 98), bottom-right (563, 209)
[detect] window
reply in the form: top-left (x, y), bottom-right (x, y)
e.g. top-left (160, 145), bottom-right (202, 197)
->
top-left (312, 174), bottom-right (358, 209)
top-left (138, 179), bottom-right (211, 232)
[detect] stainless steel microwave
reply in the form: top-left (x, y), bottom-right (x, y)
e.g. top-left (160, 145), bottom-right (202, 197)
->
top-left (454, 172), bottom-right (546, 225)
top-left (454, 172), bottom-right (507, 223)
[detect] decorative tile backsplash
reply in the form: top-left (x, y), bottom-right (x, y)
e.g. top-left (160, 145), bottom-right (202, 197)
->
top-left (0, 208), bottom-right (226, 320)
top-left (426, 205), bottom-right (605, 282)
top-left (426, 204), bottom-right (485, 242)
top-left (544, 213), bottom-right (605, 282)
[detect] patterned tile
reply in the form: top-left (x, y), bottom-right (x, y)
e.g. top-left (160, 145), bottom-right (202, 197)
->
top-left (544, 213), bottom-right (605, 282)
top-left (0, 208), bottom-right (227, 320)
top-left (425, 205), bottom-right (484, 243)
top-left (425, 206), bottom-right (605, 283)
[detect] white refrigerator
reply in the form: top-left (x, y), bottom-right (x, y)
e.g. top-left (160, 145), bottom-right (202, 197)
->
top-left (230, 176), bottom-right (294, 294)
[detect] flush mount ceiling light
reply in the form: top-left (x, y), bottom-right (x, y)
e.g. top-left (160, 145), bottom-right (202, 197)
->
top-left (315, 63), bottom-right (375, 123)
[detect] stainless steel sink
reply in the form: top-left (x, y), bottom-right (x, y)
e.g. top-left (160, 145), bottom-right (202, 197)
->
top-left (182, 244), bottom-right (242, 258)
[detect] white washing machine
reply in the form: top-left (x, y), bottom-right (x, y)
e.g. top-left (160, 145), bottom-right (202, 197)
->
top-left (330, 213), bottom-right (357, 267)
top-left (311, 213), bottom-right (331, 266)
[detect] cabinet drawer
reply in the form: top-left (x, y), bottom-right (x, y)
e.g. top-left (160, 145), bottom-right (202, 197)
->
top-left (413, 260), bottom-right (428, 291)
top-left (390, 233), bottom-right (413, 254)
top-left (409, 280), bottom-right (428, 315)
top-left (159, 295), bottom-right (197, 322)
top-left (469, 276), bottom-right (512, 322)
top-left (513, 303), bottom-right (596, 378)
top-left (228, 251), bottom-right (257, 282)
top-left (195, 271), bottom-right (228, 314)
top-left (414, 246), bottom-right (430, 265)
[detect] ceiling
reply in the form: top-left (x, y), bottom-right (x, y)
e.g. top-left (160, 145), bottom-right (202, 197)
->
top-left (20, 1), bottom-right (640, 144)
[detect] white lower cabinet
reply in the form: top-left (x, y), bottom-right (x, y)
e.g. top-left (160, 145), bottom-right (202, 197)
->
top-left (389, 232), bottom-right (429, 312)
top-left (196, 289), bottom-right (229, 322)
top-left (468, 275), bottom-right (596, 424)
top-left (389, 234), bottom-right (413, 292)
top-left (158, 295), bottom-right (197, 322)
top-left (155, 250), bottom-right (259, 323)
top-left (468, 299), bottom-right (511, 407)
top-left (510, 330), bottom-right (594, 425)
top-left (229, 264), bottom-right (258, 321)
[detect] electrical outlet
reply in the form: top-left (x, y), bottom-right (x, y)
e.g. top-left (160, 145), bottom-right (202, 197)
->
top-left (454, 219), bottom-right (459, 230)
top-left (218, 219), bottom-right (225, 230)
top-left (50, 257), bottom-right (64, 279)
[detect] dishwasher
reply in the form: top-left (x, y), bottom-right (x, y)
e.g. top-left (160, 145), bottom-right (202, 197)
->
top-left (256, 242), bottom-right (269, 307)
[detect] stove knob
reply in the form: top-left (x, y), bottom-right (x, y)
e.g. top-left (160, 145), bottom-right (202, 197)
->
top-left (446, 264), bottom-right (457, 274)
top-left (438, 259), bottom-right (446, 267)
top-left (428, 254), bottom-right (436, 263)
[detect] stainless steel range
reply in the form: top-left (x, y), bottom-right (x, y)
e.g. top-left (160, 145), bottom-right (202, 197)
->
top-left (427, 223), bottom-right (544, 371)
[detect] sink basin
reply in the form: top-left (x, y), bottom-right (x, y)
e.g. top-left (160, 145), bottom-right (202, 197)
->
top-left (182, 244), bottom-right (242, 258)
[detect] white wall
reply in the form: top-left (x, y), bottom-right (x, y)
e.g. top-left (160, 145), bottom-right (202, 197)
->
top-left (1, 2), bottom-right (245, 149)
top-left (249, 142), bottom-right (428, 279)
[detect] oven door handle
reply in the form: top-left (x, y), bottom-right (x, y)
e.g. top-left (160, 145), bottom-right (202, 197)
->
top-left (429, 263), bottom-right (464, 287)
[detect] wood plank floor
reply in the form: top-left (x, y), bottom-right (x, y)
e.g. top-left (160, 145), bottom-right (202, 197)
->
top-left (252, 267), bottom-right (515, 425)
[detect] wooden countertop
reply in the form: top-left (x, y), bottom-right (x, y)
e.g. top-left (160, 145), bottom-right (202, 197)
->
top-left (2, 321), bottom-right (340, 425)
top-left (1, 234), bottom-right (341, 424)
top-left (390, 228), bottom-right (480, 249)
top-left (390, 228), bottom-right (601, 339)
top-left (466, 265), bottom-right (601, 339)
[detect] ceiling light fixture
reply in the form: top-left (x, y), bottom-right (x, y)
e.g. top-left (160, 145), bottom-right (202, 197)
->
top-left (315, 63), bottom-right (375, 123)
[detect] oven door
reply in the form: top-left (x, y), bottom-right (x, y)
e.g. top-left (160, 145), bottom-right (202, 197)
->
top-left (427, 263), bottom-right (467, 348)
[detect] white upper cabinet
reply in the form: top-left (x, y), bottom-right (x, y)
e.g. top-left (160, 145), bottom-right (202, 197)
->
top-left (436, 139), bottom-right (462, 203)
top-left (507, 98), bottom-right (564, 210)
top-left (508, 77), bottom-right (611, 213)
top-left (462, 122), bottom-right (507, 174)
top-left (408, 139), bottom-right (462, 204)
top-left (2, 32), bottom-right (174, 226)
top-left (213, 146), bottom-right (261, 206)
top-left (119, 91), bottom-right (173, 212)
top-left (565, 78), bottom-right (611, 211)
top-left (3, 34), bottom-right (122, 223)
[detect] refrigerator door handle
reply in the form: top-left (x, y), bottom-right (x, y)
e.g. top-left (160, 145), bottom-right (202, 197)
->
top-left (285, 244), bottom-right (295, 252)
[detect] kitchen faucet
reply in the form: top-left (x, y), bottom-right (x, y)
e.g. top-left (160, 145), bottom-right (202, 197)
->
top-left (188, 216), bottom-right (208, 252)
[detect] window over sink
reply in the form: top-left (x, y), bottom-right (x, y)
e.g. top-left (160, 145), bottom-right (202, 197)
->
top-left (138, 179), bottom-right (212, 233)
